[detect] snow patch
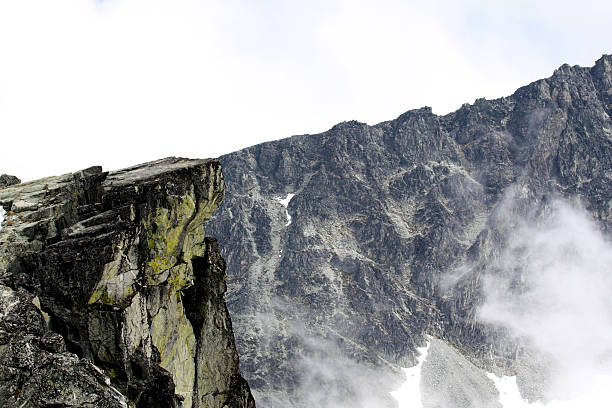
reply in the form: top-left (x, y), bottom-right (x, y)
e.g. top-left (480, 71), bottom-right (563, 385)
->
top-left (276, 193), bottom-right (295, 208)
top-left (0, 206), bottom-right (5, 233)
top-left (488, 374), bottom-right (535, 407)
top-left (275, 193), bottom-right (295, 226)
top-left (488, 372), bottom-right (612, 408)
top-left (391, 341), bottom-right (430, 408)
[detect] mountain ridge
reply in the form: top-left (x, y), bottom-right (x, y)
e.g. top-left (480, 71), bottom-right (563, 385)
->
top-left (208, 53), bottom-right (612, 407)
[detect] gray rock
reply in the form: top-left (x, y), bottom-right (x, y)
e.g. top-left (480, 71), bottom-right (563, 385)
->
top-left (0, 158), bottom-right (255, 408)
top-left (0, 175), bottom-right (20, 189)
top-left (0, 284), bottom-right (129, 408)
top-left (207, 55), bottom-right (612, 406)
top-left (421, 338), bottom-right (501, 408)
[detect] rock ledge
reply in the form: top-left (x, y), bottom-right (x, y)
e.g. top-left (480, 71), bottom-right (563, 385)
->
top-left (0, 157), bottom-right (254, 408)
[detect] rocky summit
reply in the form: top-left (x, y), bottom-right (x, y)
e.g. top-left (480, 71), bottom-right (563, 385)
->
top-left (207, 55), bottom-right (612, 407)
top-left (0, 158), bottom-right (255, 408)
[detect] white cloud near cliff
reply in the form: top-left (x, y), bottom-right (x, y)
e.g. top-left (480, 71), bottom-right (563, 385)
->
top-left (1, 1), bottom-right (612, 181)
top-left (479, 198), bottom-right (612, 405)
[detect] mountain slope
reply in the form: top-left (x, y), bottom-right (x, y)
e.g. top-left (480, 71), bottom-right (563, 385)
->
top-left (207, 55), bottom-right (612, 407)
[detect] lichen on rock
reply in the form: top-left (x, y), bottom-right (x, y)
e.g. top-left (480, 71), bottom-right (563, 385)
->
top-left (0, 157), bottom-right (255, 408)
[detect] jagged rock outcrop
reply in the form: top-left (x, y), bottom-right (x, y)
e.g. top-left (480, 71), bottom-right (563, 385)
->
top-left (207, 55), bottom-right (612, 406)
top-left (0, 158), bottom-right (255, 408)
top-left (0, 175), bottom-right (20, 189)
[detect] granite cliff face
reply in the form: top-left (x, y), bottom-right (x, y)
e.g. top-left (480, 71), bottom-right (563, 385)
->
top-left (0, 158), bottom-right (255, 408)
top-left (207, 55), bottom-right (612, 406)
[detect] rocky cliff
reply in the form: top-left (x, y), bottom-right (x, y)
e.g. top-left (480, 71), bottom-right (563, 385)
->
top-left (0, 158), bottom-right (255, 408)
top-left (207, 55), bottom-right (612, 406)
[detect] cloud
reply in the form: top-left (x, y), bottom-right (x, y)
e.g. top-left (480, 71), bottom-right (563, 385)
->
top-left (294, 331), bottom-right (401, 408)
top-left (478, 197), bottom-right (612, 403)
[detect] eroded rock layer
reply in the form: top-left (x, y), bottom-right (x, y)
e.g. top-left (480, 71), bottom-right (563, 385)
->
top-left (0, 158), bottom-right (255, 408)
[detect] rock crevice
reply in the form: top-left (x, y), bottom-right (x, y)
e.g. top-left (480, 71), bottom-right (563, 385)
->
top-left (0, 157), bottom-right (254, 408)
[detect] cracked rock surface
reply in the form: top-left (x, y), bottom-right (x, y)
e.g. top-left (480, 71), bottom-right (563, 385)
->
top-left (0, 157), bottom-right (255, 408)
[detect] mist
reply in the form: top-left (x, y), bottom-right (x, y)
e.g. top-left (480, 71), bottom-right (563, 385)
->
top-left (479, 198), bottom-right (612, 405)
top-left (241, 295), bottom-right (406, 408)
top-left (294, 331), bottom-right (402, 408)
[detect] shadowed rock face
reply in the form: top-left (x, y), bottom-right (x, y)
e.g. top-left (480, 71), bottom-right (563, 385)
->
top-left (0, 158), bottom-right (255, 408)
top-left (207, 55), bottom-right (612, 406)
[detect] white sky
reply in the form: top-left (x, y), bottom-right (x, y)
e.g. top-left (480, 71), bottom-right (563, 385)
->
top-left (1, 0), bottom-right (611, 182)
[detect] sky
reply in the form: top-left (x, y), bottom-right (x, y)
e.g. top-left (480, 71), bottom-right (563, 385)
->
top-left (1, 0), bottom-right (612, 182)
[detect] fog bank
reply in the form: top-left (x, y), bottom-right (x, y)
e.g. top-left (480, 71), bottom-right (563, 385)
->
top-left (480, 198), bottom-right (612, 405)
